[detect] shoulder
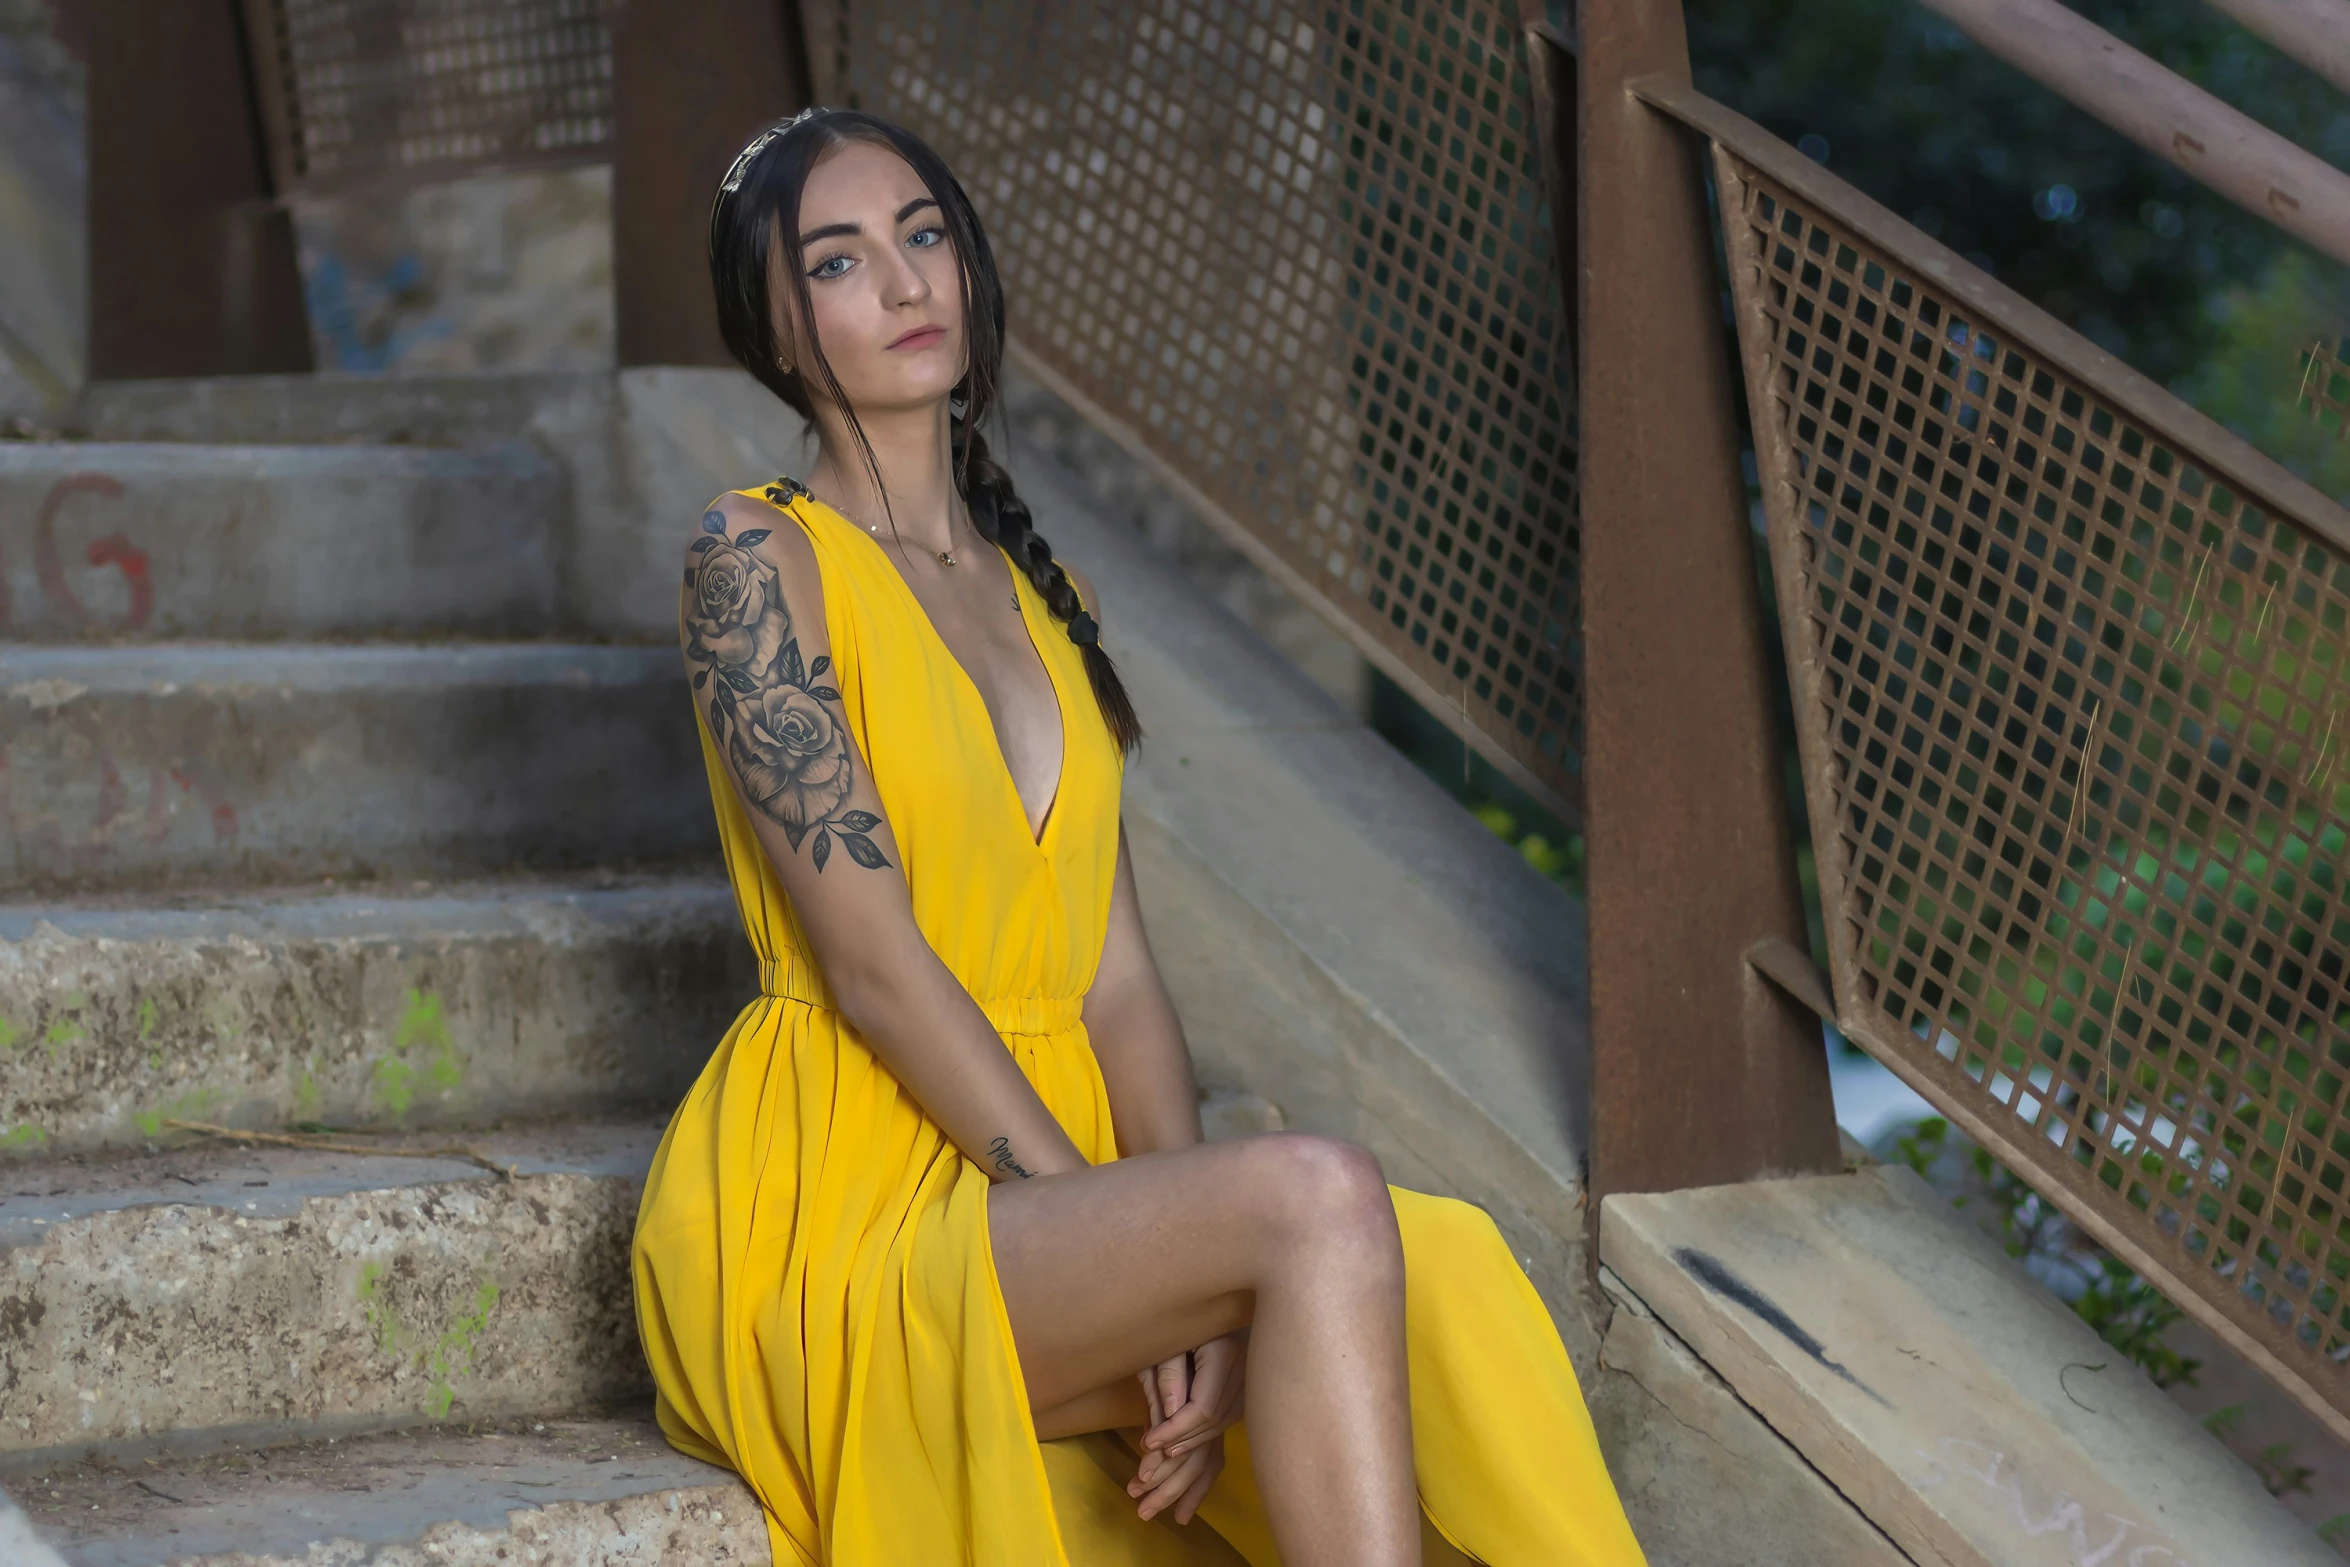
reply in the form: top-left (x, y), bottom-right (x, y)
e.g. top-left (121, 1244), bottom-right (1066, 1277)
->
top-left (681, 486), bottom-right (832, 662)
top-left (690, 489), bottom-right (818, 576)
top-left (685, 488), bottom-right (825, 596)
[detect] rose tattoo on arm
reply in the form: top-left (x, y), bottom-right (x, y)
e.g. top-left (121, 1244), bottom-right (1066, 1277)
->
top-left (687, 506), bottom-right (891, 873)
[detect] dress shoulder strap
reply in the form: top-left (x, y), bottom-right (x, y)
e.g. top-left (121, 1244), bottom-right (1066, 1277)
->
top-left (706, 474), bottom-right (871, 682)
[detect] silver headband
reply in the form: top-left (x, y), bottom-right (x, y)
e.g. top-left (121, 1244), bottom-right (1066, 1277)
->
top-left (717, 105), bottom-right (830, 200)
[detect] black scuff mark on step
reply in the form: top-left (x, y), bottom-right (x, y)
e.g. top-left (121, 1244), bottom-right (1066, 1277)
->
top-left (1672, 1246), bottom-right (1890, 1407)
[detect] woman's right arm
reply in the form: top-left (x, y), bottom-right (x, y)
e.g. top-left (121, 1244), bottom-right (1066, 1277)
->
top-left (681, 492), bottom-right (1087, 1182)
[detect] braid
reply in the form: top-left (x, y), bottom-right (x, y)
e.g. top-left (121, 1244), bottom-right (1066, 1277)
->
top-left (956, 418), bottom-right (1143, 755)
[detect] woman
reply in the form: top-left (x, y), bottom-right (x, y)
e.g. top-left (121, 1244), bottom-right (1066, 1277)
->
top-left (631, 104), bottom-right (1648, 1567)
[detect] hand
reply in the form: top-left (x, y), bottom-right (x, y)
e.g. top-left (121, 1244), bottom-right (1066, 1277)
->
top-left (1127, 1331), bottom-right (1247, 1524)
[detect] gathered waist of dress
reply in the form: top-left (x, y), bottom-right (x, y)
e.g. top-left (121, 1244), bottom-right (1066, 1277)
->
top-left (758, 957), bottom-right (1084, 1038)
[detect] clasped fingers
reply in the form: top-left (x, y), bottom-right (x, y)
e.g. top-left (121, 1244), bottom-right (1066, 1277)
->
top-left (1140, 1330), bottom-right (1246, 1470)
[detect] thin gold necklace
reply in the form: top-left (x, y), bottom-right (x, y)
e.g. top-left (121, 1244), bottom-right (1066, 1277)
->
top-left (830, 492), bottom-right (1020, 612)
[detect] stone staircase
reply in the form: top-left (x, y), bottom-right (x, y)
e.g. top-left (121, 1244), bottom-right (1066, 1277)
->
top-left (0, 373), bottom-right (780, 1561)
top-left (0, 362), bottom-right (1613, 1564)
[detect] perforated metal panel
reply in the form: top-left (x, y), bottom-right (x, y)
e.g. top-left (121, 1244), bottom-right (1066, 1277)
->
top-left (822, 0), bottom-right (1583, 815)
top-left (243, 0), bottom-right (613, 193)
top-left (1719, 137), bottom-right (2350, 1429)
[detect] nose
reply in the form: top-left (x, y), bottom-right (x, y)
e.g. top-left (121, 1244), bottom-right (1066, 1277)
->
top-left (881, 243), bottom-right (932, 308)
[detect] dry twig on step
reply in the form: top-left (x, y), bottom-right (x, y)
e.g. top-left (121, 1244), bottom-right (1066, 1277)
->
top-left (160, 1119), bottom-right (518, 1181)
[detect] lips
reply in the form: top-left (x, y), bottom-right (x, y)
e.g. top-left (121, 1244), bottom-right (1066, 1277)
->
top-left (888, 326), bottom-right (947, 350)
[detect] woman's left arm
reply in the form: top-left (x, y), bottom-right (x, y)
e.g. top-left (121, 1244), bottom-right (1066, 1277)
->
top-left (1084, 821), bottom-right (1250, 1521)
top-left (1082, 822), bottom-right (1205, 1157)
top-left (1064, 568), bottom-right (1242, 1526)
top-left (1064, 561), bottom-right (1202, 1156)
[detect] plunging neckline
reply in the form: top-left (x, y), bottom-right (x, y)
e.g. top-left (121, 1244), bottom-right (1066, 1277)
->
top-left (805, 493), bottom-right (1068, 852)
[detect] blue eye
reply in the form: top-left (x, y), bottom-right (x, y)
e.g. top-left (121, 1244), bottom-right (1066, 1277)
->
top-left (908, 226), bottom-right (945, 248)
top-left (809, 253), bottom-right (853, 280)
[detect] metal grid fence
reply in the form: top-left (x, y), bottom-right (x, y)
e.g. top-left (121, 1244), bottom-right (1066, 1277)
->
top-left (1715, 126), bottom-right (2350, 1431)
top-left (814, 0), bottom-right (1585, 817)
top-left (241, 0), bottom-right (613, 194)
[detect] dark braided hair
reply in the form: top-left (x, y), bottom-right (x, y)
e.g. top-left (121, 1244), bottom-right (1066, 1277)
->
top-left (707, 106), bottom-right (1141, 755)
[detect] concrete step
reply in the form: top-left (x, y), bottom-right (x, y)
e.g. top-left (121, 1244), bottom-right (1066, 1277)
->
top-left (75, 372), bottom-right (588, 450)
top-left (0, 1090), bottom-right (1287, 1464)
top-left (0, 1120), bottom-right (660, 1456)
top-left (0, 442), bottom-right (560, 641)
top-left (2, 1413), bottom-right (765, 1565)
top-left (0, 643), bottom-right (714, 895)
top-left (4, 1411), bottom-right (1264, 1566)
top-left (74, 368), bottom-right (813, 641)
top-left (0, 873), bottom-right (753, 1158)
top-left (1600, 1164), bottom-right (2337, 1567)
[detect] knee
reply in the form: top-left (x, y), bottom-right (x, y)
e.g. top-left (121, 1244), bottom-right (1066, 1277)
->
top-left (1249, 1133), bottom-right (1397, 1252)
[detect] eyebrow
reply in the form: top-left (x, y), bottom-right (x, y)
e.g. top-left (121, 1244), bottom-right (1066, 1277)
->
top-left (799, 195), bottom-right (939, 247)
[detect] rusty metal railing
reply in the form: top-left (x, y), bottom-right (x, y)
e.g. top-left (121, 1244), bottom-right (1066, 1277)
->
top-left (239, 0), bottom-right (615, 196)
top-left (1641, 74), bottom-right (2350, 1444)
top-left (804, 0), bottom-right (1588, 821)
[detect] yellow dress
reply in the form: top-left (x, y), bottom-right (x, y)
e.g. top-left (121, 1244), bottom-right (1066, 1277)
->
top-left (631, 483), bottom-right (1648, 1567)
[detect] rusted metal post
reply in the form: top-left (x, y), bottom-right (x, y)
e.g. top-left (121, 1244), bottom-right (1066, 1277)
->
top-left (1576, 0), bottom-right (1842, 1202)
top-left (1917, 0), bottom-right (2350, 268)
top-left (87, 0), bottom-right (310, 380)
top-left (612, 0), bottom-right (812, 367)
top-left (2199, 0), bottom-right (2350, 99)
top-left (1525, 18), bottom-right (1580, 380)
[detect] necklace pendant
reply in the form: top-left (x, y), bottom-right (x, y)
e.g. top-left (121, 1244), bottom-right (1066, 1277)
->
top-left (938, 549), bottom-right (958, 566)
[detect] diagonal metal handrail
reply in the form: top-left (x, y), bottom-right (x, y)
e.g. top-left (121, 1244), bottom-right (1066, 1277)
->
top-left (1916, 0), bottom-right (2350, 268)
top-left (2200, 0), bottom-right (2350, 98)
top-left (1635, 68), bottom-right (2350, 1445)
top-left (1628, 74), bottom-right (2350, 550)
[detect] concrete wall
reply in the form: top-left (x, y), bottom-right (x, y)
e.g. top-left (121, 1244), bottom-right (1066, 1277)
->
top-left (289, 166), bottom-right (615, 376)
top-left (0, 0), bottom-right (85, 418)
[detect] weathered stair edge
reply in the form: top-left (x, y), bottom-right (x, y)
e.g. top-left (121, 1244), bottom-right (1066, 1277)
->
top-left (1601, 1165), bottom-right (2336, 1567)
top-left (4, 1416), bottom-right (766, 1567)
top-left (1596, 1267), bottom-right (1916, 1567)
top-left (0, 440), bottom-right (562, 641)
top-left (10, 1413), bottom-right (1263, 1567)
top-left (0, 1125), bottom-right (659, 1456)
top-left (1004, 439), bottom-right (1905, 1566)
top-left (0, 643), bottom-right (715, 894)
top-left (73, 366), bottom-right (808, 642)
top-left (155, 1483), bottom-right (760, 1567)
top-left (0, 873), bottom-right (753, 1157)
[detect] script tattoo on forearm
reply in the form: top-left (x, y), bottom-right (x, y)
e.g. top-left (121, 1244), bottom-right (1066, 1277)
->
top-left (986, 1136), bottom-right (1036, 1179)
top-left (686, 504), bottom-right (889, 873)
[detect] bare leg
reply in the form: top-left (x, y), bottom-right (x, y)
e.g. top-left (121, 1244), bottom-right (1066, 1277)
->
top-left (990, 1131), bottom-right (1419, 1567)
